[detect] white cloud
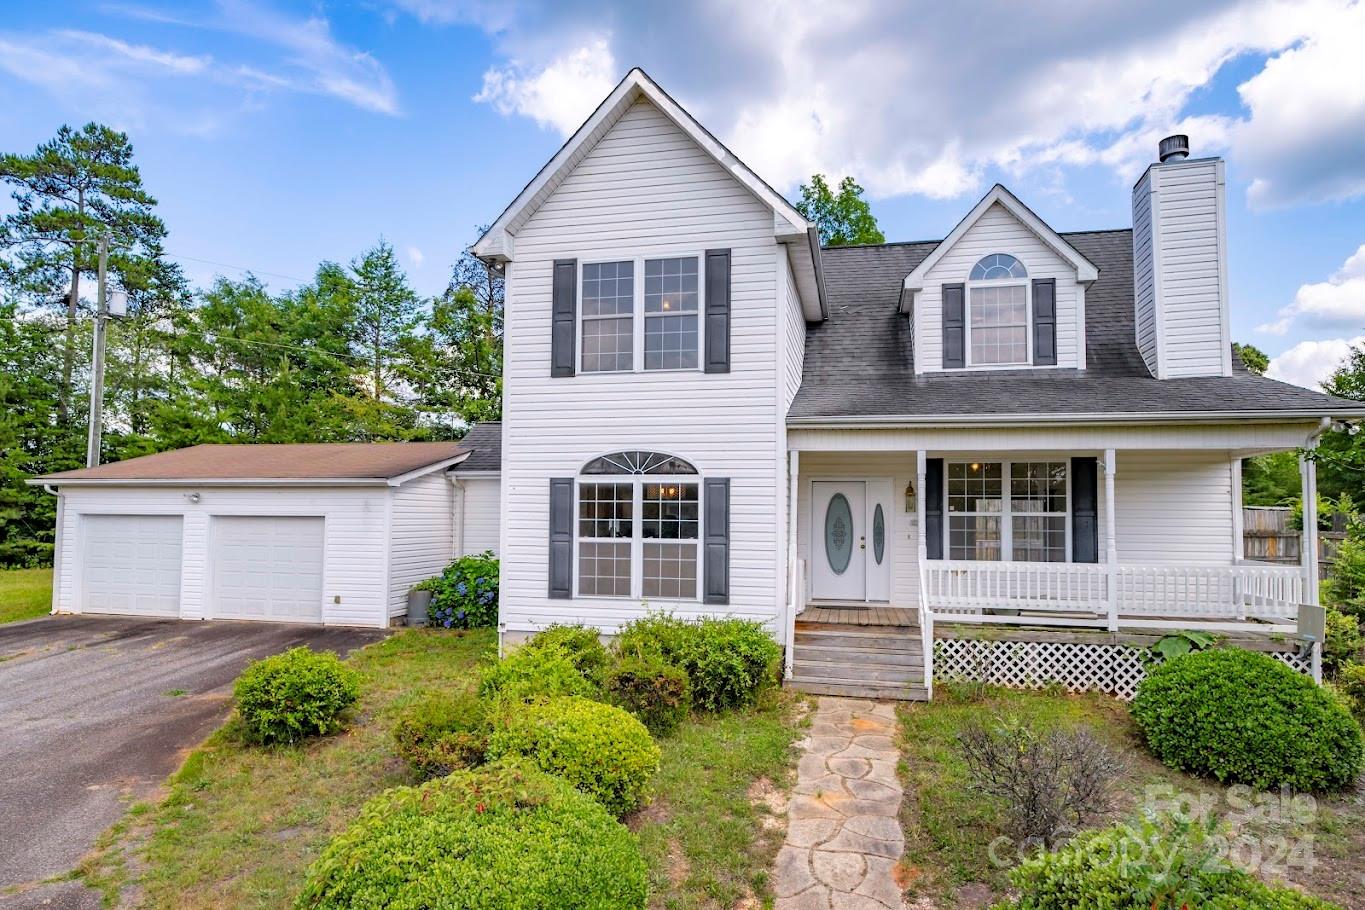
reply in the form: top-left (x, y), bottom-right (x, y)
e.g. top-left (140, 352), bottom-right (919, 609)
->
top-left (408, 0), bottom-right (1364, 206)
top-left (1258, 244), bottom-right (1365, 334)
top-left (1267, 335), bottom-right (1365, 389)
top-left (406, 245), bottom-right (425, 267)
top-left (1234, 2), bottom-right (1365, 208)
top-left (475, 40), bottom-right (617, 135)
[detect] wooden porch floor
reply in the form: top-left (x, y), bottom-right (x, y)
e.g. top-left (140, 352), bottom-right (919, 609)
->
top-left (796, 603), bottom-right (919, 627)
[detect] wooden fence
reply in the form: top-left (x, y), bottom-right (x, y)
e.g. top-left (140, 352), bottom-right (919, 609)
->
top-left (1242, 506), bottom-right (1347, 579)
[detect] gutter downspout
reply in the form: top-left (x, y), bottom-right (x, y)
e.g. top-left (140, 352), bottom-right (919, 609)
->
top-left (41, 485), bottom-right (62, 615)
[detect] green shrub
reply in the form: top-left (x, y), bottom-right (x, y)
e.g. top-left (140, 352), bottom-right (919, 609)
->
top-left (615, 612), bottom-right (696, 661)
top-left (998, 811), bottom-right (1340, 909)
top-left (233, 647), bottom-right (361, 745)
top-left (478, 643), bottom-right (598, 703)
top-left (294, 762), bottom-right (647, 910)
top-left (604, 653), bottom-right (691, 735)
top-left (428, 550), bottom-right (499, 629)
top-left (1325, 608), bottom-right (1363, 674)
top-left (488, 696), bottom-right (660, 815)
top-left (1131, 648), bottom-right (1363, 791)
top-left (391, 690), bottom-right (489, 777)
top-left (674, 617), bottom-right (781, 712)
top-left (526, 624), bottom-right (610, 682)
top-left (1339, 662), bottom-right (1365, 723)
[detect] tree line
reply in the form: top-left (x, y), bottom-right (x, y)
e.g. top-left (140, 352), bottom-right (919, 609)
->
top-left (1, 124), bottom-right (502, 567)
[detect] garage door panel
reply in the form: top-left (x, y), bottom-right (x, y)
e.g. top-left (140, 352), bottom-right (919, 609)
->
top-left (81, 515), bottom-right (183, 617)
top-left (211, 517), bottom-right (324, 623)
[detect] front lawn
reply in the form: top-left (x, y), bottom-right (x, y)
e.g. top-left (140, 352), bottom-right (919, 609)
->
top-left (0, 567), bottom-right (52, 624)
top-left (83, 628), bottom-right (807, 909)
top-left (896, 684), bottom-right (1365, 909)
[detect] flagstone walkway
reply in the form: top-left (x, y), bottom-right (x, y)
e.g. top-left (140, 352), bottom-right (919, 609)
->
top-left (773, 697), bottom-right (906, 910)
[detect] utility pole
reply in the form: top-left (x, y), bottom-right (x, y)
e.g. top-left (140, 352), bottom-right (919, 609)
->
top-left (85, 234), bottom-right (109, 468)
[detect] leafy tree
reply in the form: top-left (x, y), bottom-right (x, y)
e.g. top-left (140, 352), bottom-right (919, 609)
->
top-left (1241, 450), bottom-right (1300, 506)
top-left (795, 175), bottom-right (885, 247)
top-left (349, 241), bottom-right (422, 403)
top-left (0, 123), bottom-right (185, 422)
top-left (1233, 341), bottom-right (1268, 375)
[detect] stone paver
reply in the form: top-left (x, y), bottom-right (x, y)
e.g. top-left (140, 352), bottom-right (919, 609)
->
top-left (773, 697), bottom-right (905, 910)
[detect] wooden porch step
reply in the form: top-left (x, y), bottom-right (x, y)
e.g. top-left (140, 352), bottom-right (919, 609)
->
top-left (794, 644), bottom-right (923, 667)
top-left (788, 675), bottom-right (930, 701)
top-left (793, 628), bottom-right (922, 651)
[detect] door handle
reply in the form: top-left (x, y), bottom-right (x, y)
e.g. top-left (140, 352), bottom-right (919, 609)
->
top-left (860, 536), bottom-right (866, 550)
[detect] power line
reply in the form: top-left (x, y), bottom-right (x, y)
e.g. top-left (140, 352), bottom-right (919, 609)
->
top-left (165, 252), bottom-right (313, 285)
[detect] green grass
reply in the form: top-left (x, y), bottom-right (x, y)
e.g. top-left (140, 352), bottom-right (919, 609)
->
top-left (0, 567), bottom-right (52, 624)
top-left (631, 689), bottom-right (807, 910)
top-left (84, 630), bottom-right (808, 910)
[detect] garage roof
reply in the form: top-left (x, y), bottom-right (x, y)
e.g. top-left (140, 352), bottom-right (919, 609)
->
top-left (34, 442), bottom-right (469, 485)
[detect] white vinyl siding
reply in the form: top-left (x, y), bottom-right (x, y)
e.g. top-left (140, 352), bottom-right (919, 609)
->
top-left (1130, 159), bottom-right (1231, 379)
top-left (500, 97), bottom-right (782, 633)
top-left (916, 203), bottom-right (1081, 373)
top-left (779, 247), bottom-right (805, 412)
top-left (1114, 450), bottom-right (1234, 564)
top-left (456, 477), bottom-right (501, 556)
top-left (388, 472), bottom-right (455, 615)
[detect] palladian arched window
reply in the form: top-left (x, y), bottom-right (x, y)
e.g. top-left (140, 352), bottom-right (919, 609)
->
top-left (965, 253), bottom-right (1029, 365)
top-left (576, 451), bottom-right (700, 601)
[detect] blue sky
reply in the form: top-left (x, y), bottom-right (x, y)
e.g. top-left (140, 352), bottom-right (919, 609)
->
top-left (2, 0), bottom-right (1363, 388)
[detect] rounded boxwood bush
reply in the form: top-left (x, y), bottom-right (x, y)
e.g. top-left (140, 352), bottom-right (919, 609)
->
top-left (525, 624), bottom-right (610, 682)
top-left (1001, 812), bottom-right (1340, 909)
top-left (478, 643), bottom-right (599, 703)
top-left (604, 653), bottom-right (691, 736)
top-left (1132, 648), bottom-right (1363, 791)
top-left (488, 696), bottom-right (660, 815)
top-left (233, 647), bottom-right (361, 745)
top-left (294, 762), bottom-right (647, 910)
top-left (673, 617), bottom-right (782, 712)
top-left (391, 690), bottom-right (489, 777)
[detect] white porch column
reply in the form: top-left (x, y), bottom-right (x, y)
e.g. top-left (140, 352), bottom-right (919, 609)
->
top-left (1103, 449), bottom-right (1119, 632)
top-left (1300, 452), bottom-right (1320, 606)
top-left (784, 449), bottom-right (800, 679)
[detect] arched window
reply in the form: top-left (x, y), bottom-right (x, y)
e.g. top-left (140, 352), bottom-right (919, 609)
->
top-left (577, 451), bottom-right (700, 601)
top-left (965, 253), bottom-right (1029, 365)
top-left (969, 253), bottom-right (1027, 281)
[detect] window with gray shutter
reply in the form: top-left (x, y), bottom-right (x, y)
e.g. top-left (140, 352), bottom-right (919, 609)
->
top-left (1032, 278), bottom-right (1057, 366)
top-left (703, 477), bottom-right (729, 603)
top-left (704, 249), bottom-right (731, 373)
top-left (941, 284), bottom-right (965, 369)
top-left (551, 259), bottom-right (577, 377)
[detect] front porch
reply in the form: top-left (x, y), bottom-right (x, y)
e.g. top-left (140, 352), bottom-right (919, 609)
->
top-left (781, 426), bottom-right (1327, 700)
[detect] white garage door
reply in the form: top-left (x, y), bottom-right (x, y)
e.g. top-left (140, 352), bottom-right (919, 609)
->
top-left (80, 515), bottom-right (183, 616)
top-left (211, 516), bottom-right (324, 623)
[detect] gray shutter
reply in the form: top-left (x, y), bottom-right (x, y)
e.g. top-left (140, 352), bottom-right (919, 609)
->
top-left (941, 284), bottom-right (965, 369)
top-left (551, 259), bottom-right (577, 377)
top-left (703, 477), bottom-right (730, 604)
top-left (548, 478), bottom-right (574, 598)
top-left (704, 249), bottom-right (731, 373)
top-left (1071, 457), bottom-right (1098, 563)
top-left (1032, 278), bottom-right (1057, 366)
top-left (925, 459), bottom-right (944, 560)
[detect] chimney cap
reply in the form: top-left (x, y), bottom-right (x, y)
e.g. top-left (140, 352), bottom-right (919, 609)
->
top-left (1158, 134), bottom-right (1190, 163)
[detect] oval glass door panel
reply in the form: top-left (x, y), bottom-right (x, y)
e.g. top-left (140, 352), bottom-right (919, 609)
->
top-left (824, 493), bottom-right (854, 575)
top-left (872, 504), bottom-right (886, 565)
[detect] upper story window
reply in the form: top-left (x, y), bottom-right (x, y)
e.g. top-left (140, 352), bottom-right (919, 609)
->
top-left (580, 256), bottom-right (702, 373)
top-left (967, 253), bottom-right (1029, 366)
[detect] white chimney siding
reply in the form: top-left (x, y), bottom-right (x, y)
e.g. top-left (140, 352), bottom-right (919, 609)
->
top-left (1130, 156), bottom-right (1233, 379)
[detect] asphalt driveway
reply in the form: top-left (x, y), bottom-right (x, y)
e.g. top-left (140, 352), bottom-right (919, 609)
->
top-left (0, 615), bottom-right (385, 908)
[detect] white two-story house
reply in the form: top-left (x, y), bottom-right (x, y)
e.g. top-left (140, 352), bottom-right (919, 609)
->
top-left (460, 68), bottom-right (1363, 699)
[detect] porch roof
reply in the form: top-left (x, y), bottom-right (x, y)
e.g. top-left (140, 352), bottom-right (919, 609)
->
top-left (789, 230), bottom-right (1365, 423)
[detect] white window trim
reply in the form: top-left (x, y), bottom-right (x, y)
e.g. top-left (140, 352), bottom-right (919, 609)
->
top-left (573, 475), bottom-right (703, 602)
top-left (945, 459), bottom-right (1071, 563)
top-left (965, 277), bottom-right (1031, 369)
top-left (576, 254), bottom-right (706, 374)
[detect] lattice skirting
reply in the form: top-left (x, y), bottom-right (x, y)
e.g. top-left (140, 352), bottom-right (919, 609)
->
top-left (934, 637), bottom-right (1316, 701)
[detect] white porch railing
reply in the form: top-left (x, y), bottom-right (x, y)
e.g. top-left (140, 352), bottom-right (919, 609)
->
top-left (925, 560), bottom-right (1305, 631)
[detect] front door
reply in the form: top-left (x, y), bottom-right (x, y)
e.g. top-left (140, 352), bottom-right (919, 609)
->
top-left (811, 481), bottom-right (867, 600)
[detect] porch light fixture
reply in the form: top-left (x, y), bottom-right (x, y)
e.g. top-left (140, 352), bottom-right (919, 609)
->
top-left (904, 480), bottom-right (916, 514)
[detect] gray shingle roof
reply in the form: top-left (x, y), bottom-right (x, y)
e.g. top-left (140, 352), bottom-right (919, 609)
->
top-left (789, 229), bottom-right (1365, 421)
top-left (453, 422), bottom-right (502, 472)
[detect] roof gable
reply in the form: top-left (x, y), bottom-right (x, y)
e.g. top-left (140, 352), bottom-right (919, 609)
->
top-left (900, 185), bottom-right (1098, 311)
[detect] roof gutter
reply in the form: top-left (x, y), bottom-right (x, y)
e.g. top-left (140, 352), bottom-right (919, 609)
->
top-left (26, 477), bottom-right (403, 489)
top-left (786, 409), bottom-right (1365, 430)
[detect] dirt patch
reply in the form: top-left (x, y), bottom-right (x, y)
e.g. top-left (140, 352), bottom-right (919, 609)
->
top-left (624, 796), bottom-right (672, 833)
top-left (747, 776), bottom-right (788, 817)
top-left (664, 838), bottom-right (690, 888)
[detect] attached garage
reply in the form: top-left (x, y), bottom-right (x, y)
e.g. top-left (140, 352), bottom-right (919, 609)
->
top-left (34, 427), bottom-right (503, 628)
